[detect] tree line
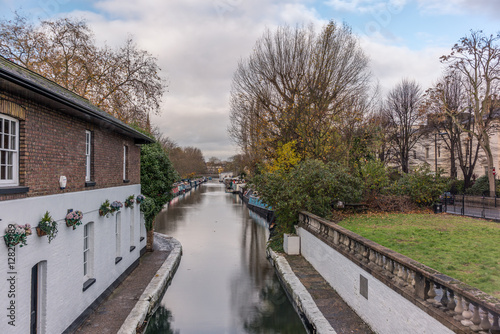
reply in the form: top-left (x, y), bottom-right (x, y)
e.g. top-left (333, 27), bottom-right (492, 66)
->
top-left (229, 22), bottom-right (500, 196)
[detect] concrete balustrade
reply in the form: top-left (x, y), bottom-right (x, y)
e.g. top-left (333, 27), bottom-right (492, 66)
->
top-left (298, 211), bottom-right (500, 334)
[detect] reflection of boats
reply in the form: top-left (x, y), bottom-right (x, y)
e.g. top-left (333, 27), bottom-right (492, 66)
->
top-left (171, 177), bottom-right (207, 198)
top-left (242, 189), bottom-right (274, 222)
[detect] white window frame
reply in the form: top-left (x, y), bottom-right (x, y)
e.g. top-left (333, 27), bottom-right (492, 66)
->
top-left (85, 131), bottom-right (91, 182)
top-left (0, 115), bottom-right (19, 186)
top-left (83, 222), bottom-right (94, 280)
top-left (123, 145), bottom-right (128, 181)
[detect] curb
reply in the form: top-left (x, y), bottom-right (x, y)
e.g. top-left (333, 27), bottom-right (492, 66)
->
top-left (267, 248), bottom-right (337, 334)
top-left (118, 233), bottom-right (182, 334)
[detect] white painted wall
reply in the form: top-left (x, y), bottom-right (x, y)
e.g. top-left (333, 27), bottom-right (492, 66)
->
top-left (0, 185), bottom-right (146, 334)
top-left (298, 227), bottom-right (454, 334)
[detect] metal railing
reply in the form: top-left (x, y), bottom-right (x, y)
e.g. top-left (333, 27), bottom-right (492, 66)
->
top-left (443, 194), bottom-right (500, 220)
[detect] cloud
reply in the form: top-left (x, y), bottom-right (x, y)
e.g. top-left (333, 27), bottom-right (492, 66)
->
top-left (360, 35), bottom-right (447, 94)
top-left (68, 0), bottom-right (324, 159)
top-left (325, 0), bottom-right (407, 13)
top-left (1, 0), bottom-right (477, 160)
top-left (416, 0), bottom-right (500, 17)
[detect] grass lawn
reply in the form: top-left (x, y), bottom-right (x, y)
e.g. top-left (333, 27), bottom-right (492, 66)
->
top-left (337, 212), bottom-right (500, 298)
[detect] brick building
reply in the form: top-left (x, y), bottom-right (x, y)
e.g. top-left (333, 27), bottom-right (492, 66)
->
top-left (0, 56), bottom-right (153, 333)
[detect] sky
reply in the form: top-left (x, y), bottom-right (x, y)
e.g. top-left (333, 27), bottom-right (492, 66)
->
top-left (1, 0), bottom-right (499, 160)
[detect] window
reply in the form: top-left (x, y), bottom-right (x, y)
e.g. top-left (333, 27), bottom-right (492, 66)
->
top-left (123, 145), bottom-right (129, 181)
top-left (83, 223), bottom-right (94, 279)
top-left (425, 147), bottom-right (429, 159)
top-left (83, 222), bottom-right (96, 291)
top-left (85, 131), bottom-right (92, 182)
top-left (0, 115), bottom-right (18, 186)
top-left (438, 146), bottom-right (441, 158)
top-left (413, 150), bottom-right (416, 159)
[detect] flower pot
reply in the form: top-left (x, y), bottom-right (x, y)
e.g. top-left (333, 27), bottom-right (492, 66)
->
top-left (36, 227), bottom-right (47, 237)
top-left (66, 220), bottom-right (77, 229)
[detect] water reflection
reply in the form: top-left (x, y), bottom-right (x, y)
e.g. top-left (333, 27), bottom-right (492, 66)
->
top-left (146, 182), bottom-right (305, 334)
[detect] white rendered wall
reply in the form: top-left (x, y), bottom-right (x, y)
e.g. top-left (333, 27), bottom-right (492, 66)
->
top-left (0, 185), bottom-right (146, 334)
top-left (298, 227), bottom-right (454, 334)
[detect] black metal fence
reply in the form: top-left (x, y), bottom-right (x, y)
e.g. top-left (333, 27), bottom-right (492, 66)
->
top-left (442, 194), bottom-right (500, 220)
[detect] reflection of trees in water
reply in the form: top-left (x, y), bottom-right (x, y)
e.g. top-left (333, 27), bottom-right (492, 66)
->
top-left (155, 183), bottom-right (223, 233)
top-left (231, 204), bottom-right (306, 333)
top-left (144, 306), bottom-right (179, 334)
top-left (242, 278), bottom-right (306, 333)
top-left (240, 209), bottom-right (270, 286)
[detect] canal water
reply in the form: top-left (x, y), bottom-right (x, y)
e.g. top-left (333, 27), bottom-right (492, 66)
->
top-left (145, 182), bottom-right (306, 334)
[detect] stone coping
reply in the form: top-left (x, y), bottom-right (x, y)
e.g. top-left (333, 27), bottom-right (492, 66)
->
top-left (299, 211), bottom-right (500, 333)
top-left (267, 248), bottom-right (337, 334)
top-left (117, 233), bottom-right (182, 334)
top-left (300, 211), bottom-right (500, 311)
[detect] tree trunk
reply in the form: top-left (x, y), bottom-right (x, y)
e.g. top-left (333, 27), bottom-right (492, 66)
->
top-left (479, 134), bottom-right (496, 197)
top-left (146, 229), bottom-right (154, 252)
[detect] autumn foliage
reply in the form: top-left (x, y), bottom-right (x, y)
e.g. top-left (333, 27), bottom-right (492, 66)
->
top-left (0, 14), bottom-right (166, 128)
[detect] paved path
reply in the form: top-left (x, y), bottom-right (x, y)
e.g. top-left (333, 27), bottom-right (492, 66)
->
top-left (75, 237), bottom-right (172, 334)
top-left (285, 254), bottom-right (374, 334)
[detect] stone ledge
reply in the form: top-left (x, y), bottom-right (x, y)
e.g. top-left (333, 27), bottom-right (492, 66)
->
top-left (117, 233), bottom-right (182, 334)
top-left (267, 248), bottom-right (337, 334)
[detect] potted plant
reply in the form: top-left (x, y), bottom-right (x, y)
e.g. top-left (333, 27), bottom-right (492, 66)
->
top-left (110, 200), bottom-right (123, 213)
top-left (37, 211), bottom-right (58, 243)
top-left (136, 194), bottom-right (145, 204)
top-left (99, 199), bottom-right (112, 217)
top-left (124, 195), bottom-right (135, 209)
top-left (4, 223), bottom-right (32, 248)
top-left (65, 210), bottom-right (83, 229)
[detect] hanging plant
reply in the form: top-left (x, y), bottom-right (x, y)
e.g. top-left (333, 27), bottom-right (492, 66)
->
top-left (124, 195), bottom-right (135, 209)
top-left (136, 194), bottom-right (145, 204)
top-left (99, 199), bottom-right (112, 217)
top-left (110, 201), bottom-right (123, 213)
top-left (65, 210), bottom-right (83, 230)
top-left (37, 211), bottom-right (58, 243)
top-left (4, 223), bottom-right (31, 248)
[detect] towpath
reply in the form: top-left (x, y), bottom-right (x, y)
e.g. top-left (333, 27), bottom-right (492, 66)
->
top-left (75, 236), bottom-right (172, 334)
top-left (285, 254), bottom-right (374, 334)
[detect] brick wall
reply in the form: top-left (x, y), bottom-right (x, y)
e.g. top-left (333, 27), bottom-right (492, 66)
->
top-left (0, 92), bottom-right (141, 201)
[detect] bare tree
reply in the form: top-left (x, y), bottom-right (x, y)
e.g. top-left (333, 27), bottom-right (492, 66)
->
top-left (441, 30), bottom-right (500, 196)
top-left (229, 21), bottom-right (371, 163)
top-left (384, 79), bottom-right (425, 173)
top-left (169, 147), bottom-right (207, 178)
top-left (0, 14), bottom-right (166, 128)
top-left (425, 71), bottom-right (481, 188)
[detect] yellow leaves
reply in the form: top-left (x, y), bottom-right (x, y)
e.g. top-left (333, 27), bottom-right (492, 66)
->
top-left (264, 140), bottom-right (301, 174)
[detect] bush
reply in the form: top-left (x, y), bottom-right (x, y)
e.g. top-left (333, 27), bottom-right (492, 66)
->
top-left (360, 159), bottom-right (390, 196)
top-left (448, 179), bottom-right (464, 194)
top-left (254, 159), bottom-right (363, 235)
top-left (388, 165), bottom-right (447, 206)
top-left (466, 175), bottom-right (500, 196)
top-left (141, 141), bottom-right (179, 230)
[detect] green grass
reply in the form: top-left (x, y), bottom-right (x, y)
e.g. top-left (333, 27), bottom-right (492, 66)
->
top-left (337, 213), bottom-right (500, 298)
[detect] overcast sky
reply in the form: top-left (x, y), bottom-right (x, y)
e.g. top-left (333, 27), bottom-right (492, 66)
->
top-left (1, 0), bottom-right (499, 160)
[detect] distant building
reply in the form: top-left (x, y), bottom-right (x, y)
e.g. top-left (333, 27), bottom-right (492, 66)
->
top-left (0, 56), bottom-right (153, 333)
top-left (409, 112), bottom-right (500, 180)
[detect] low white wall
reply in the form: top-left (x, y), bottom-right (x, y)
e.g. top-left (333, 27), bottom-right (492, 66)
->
top-left (298, 227), bottom-right (454, 334)
top-left (0, 185), bottom-right (146, 334)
